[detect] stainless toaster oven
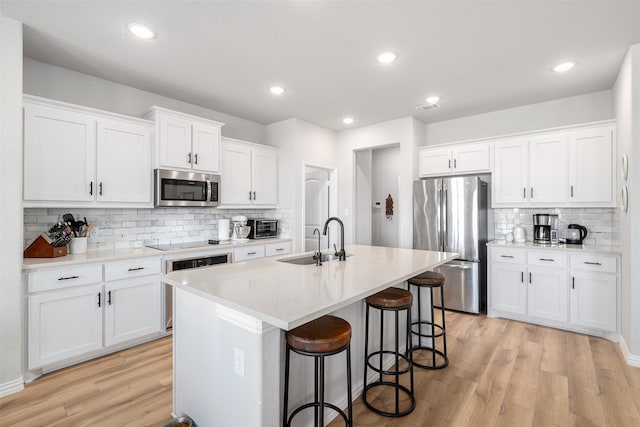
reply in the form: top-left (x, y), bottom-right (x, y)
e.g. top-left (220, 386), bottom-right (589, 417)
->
top-left (247, 219), bottom-right (278, 239)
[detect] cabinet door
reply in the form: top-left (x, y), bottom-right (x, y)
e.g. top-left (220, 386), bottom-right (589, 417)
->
top-left (158, 114), bottom-right (193, 170)
top-left (452, 143), bottom-right (490, 174)
top-left (104, 276), bottom-right (161, 347)
top-left (569, 272), bottom-right (616, 332)
top-left (251, 148), bottom-right (278, 205)
top-left (568, 126), bottom-right (615, 205)
top-left (529, 134), bottom-right (567, 205)
top-left (490, 263), bottom-right (526, 315)
top-left (28, 284), bottom-right (103, 369)
top-left (418, 147), bottom-right (452, 177)
top-left (493, 139), bottom-right (529, 206)
top-left (96, 119), bottom-right (152, 203)
top-left (527, 266), bottom-right (568, 322)
top-left (192, 122), bottom-right (221, 173)
top-left (23, 102), bottom-right (96, 202)
top-left (220, 141), bottom-right (252, 205)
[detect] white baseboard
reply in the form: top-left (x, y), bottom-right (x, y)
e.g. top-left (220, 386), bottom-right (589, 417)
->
top-left (619, 335), bottom-right (640, 367)
top-left (0, 376), bottom-right (24, 398)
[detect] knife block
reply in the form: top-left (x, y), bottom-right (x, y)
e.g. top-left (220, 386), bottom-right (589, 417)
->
top-left (24, 235), bottom-right (68, 258)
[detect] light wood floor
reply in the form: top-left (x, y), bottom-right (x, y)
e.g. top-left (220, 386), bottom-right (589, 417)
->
top-left (2, 312), bottom-right (639, 426)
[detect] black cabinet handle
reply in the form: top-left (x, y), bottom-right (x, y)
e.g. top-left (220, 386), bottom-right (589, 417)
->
top-left (253, 191), bottom-right (256, 200)
top-left (448, 159), bottom-right (451, 169)
top-left (89, 181), bottom-right (93, 196)
top-left (529, 272), bottom-right (532, 284)
top-left (107, 290), bottom-right (112, 305)
top-left (247, 252), bottom-right (257, 255)
top-left (128, 267), bottom-right (145, 272)
top-left (572, 277), bottom-right (575, 289)
top-left (571, 185), bottom-right (574, 197)
top-left (249, 191), bottom-right (252, 200)
top-left (521, 272), bottom-right (524, 283)
top-left (530, 187), bottom-right (534, 198)
top-left (188, 153), bottom-right (192, 164)
top-left (523, 188), bottom-right (526, 199)
top-left (276, 248), bottom-right (284, 252)
top-left (584, 261), bottom-right (602, 266)
top-left (97, 292), bottom-right (101, 307)
top-left (194, 153), bottom-right (198, 165)
top-left (454, 158), bottom-right (457, 168)
top-left (539, 258), bottom-right (555, 262)
top-left (500, 255), bottom-right (514, 258)
top-left (58, 275), bottom-right (79, 281)
top-left (99, 182), bottom-right (103, 196)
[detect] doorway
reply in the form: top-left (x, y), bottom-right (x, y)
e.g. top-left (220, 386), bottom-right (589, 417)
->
top-left (303, 164), bottom-right (337, 251)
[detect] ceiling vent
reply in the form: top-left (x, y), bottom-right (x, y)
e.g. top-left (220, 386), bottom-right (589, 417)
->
top-left (414, 103), bottom-right (440, 112)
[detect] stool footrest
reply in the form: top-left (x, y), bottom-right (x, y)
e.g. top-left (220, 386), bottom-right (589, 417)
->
top-left (365, 350), bottom-right (412, 376)
top-left (409, 346), bottom-right (449, 370)
top-left (286, 401), bottom-right (349, 426)
top-left (411, 320), bottom-right (445, 338)
top-left (363, 382), bottom-right (417, 417)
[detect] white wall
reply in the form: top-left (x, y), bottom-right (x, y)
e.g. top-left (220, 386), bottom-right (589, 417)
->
top-left (354, 150), bottom-right (372, 245)
top-left (23, 58), bottom-right (266, 143)
top-left (0, 16), bottom-right (24, 396)
top-left (266, 118), bottom-right (338, 252)
top-left (371, 146), bottom-right (400, 248)
top-left (337, 117), bottom-right (424, 248)
top-left (613, 44), bottom-right (640, 360)
top-left (425, 90), bottom-right (613, 145)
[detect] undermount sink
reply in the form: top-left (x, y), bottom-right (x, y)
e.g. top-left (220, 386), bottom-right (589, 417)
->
top-left (278, 252), bottom-right (351, 265)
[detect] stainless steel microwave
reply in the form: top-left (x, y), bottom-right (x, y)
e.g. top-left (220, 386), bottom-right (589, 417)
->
top-left (154, 169), bottom-right (220, 207)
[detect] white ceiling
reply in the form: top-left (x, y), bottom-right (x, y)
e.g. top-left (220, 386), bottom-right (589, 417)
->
top-left (2, 1), bottom-right (640, 130)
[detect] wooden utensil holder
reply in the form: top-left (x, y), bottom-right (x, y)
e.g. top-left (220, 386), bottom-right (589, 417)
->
top-left (24, 235), bottom-right (68, 258)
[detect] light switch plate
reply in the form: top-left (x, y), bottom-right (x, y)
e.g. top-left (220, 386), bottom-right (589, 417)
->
top-left (234, 348), bottom-right (245, 377)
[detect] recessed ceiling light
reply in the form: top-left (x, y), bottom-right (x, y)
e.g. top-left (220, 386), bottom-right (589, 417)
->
top-left (425, 96), bottom-right (440, 104)
top-left (552, 61), bottom-right (577, 73)
top-left (376, 51), bottom-right (397, 64)
top-left (127, 22), bottom-right (156, 39)
top-left (343, 117), bottom-right (354, 125)
top-left (269, 85), bottom-right (285, 95)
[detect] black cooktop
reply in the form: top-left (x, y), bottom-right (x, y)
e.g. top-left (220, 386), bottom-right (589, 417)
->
top-left (146, 240), bottom-right (230, 251)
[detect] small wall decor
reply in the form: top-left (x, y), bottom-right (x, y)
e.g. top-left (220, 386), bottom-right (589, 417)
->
top-left (385, 194), bottom-right (394, 219)
top-left (622, 154), bottom-right (629, 181)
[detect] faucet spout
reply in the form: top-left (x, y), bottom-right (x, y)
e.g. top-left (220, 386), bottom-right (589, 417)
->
top-left (322, 217), bottom-right (346, 261)
top-left (312, 228), bottom-right (322, 266)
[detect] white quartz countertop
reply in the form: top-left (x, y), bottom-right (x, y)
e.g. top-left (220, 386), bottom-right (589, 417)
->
top-left (487, 240), bottom-right (621, 255)
top-left (163, 244), bottom-right (458, 330)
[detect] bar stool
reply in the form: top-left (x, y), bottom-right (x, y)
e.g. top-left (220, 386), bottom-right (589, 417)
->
top-left (282, 315), bottom-right (353, 427)
top-left (408, 271), bottom-right (448, 370)
top-left (362, 287), bottom-right (415, 417)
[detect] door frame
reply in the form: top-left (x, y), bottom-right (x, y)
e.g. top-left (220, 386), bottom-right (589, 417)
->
top-left (301, 162), bottom-right (338, 252)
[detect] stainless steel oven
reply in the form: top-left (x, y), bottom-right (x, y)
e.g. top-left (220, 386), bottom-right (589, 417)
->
top-left (155, 169), bottom-right (220, 207)
top-left (164, 252), bottom-right (231, 330)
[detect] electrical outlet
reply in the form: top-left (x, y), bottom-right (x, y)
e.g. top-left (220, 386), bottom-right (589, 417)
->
top-left (234, 348), bottom-right (245, 377)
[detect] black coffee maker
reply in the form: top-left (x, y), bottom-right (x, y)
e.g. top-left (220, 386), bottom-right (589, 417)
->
top-left (533, 214), bottom-right (558, 244)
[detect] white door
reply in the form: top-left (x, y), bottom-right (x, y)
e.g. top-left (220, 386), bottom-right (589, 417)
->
top-left (305, 177), bottom-right (330, 251)
top-left (23, 102), bottom-right (96, 202)
top-left (527, 266), bottom-right (568, 322)
top-left (192, 122), bottom-right (221, 173)
top-left (568, 126), bottom-right (615, 205)
top-left (220, 141), bottom-right (252, 205)
top-left (96, 119), bottom-right (152, 203)
top-left (569, 271), bottom-right (616, 332)
top-left (104, 277), bottom-right (161, 347)
top-left (158, 114), bottom-right (193, 170)
top-left (28, 284), bottom-right (103, 369)
top-left (529, 134), bottom-right (567, 204)
top-left (251, 148), bottom-right (278, 205)
top-left (490, 263), bottom-right (527, 315)
top-left (492, 139), bottom-right (529, 206)
top-left (419, 147), bottom-right (452, 177)
top-left (452, 143), bottom-right (490, 174)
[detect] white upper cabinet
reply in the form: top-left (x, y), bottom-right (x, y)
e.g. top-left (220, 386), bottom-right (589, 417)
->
top-left (528, 134), bottom-right (567, 205)
top-left (23, 96), bottom-right (153, 208)
top-left (220, 138), bottom-right (278, 207)
top-left (568, 125), bottom-right (615, 206)
top-left (147, 107), bottom-right (224, 174)
top-left (492, 122), bottom-right (615, 208)
top-left (419, 143), bottom-right (490, 177)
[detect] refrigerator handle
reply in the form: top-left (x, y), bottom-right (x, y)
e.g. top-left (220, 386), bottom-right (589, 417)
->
top-left (442, 187), bottom-right (447, 251)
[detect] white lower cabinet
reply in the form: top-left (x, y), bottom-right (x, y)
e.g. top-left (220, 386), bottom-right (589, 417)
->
top-left (27, 256), bottom-right (162, 370)
top-left (488, 245), bottom-right (619, 339)
top-left (233, 240), bottom-right (291, 262)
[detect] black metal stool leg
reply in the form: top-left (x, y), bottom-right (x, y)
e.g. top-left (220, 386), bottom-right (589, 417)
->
top-left (441, 285), bottom-right (448, 358)
top-left (319, 355), bottom-right (325, 427)
top-left (430, 287), bottom-right (436, 368)
top-left (346, 344), bottom-right (353, 426)
top-left (314, 356), bottom-right (319, 426)
top-left (283, 344), bottom-right (290, 427)
top-left (394, 309), bottom-right (400, 414)
top-left (363, 303), bottom-right (370, 396)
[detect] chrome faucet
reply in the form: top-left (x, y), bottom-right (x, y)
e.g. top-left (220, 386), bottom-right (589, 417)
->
top-left (322, 217), bottom-right (346, 261)
top-left (312, 228), bottom-right (322, 266)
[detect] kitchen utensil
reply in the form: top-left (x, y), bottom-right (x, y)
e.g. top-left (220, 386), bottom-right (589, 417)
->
top-left (566, 224), bottom-right (587, 244)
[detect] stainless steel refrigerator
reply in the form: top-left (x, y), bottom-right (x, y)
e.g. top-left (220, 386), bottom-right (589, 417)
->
top-left (413, 176), bottom-right (488, 314)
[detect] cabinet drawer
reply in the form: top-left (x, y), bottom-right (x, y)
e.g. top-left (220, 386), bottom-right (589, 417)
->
top-left (490, 247), bottom-right (526, 264)
top-left (265, 241), bottom-right (291, 257)
top-left (570, 254), bottom-right (617, 273)
top-left (234, 245), bottom-right (265, 262)
top-left (104, 257), bottom-right (161, 282)
top-left (28, 263), bottom-right (103, 293)
top-left (527, 251), bottom-right (567, 268)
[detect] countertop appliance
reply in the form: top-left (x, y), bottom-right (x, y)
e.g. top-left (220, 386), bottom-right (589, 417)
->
top-left (512, 225), bottom-right (526, 243)
top-left (154, 169), bottom-right (220, 207)
top-left (163, 250), bottom-right (231, 330)
top-left (413, 176), bottom-right (488, 314)
top-left (231, 215), bottom-right (250, 241)
top-left (533, 214), bottom-right (558, 244)
top-left (247, 219), bottom-right (278, 239)
top-left (566, 224), bottom-right (588, 244)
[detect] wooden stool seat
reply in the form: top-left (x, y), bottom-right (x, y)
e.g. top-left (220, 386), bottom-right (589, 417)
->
top-left (408, 271), bottom-right (445, 287)
top-left (366, 288), bottom-right (412, 309)
top-left (286, 315), bottom-right (351, 354)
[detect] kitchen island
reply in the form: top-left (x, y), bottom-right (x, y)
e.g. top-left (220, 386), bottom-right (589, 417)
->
top-left (162, 244), bottom-right (457, 426)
